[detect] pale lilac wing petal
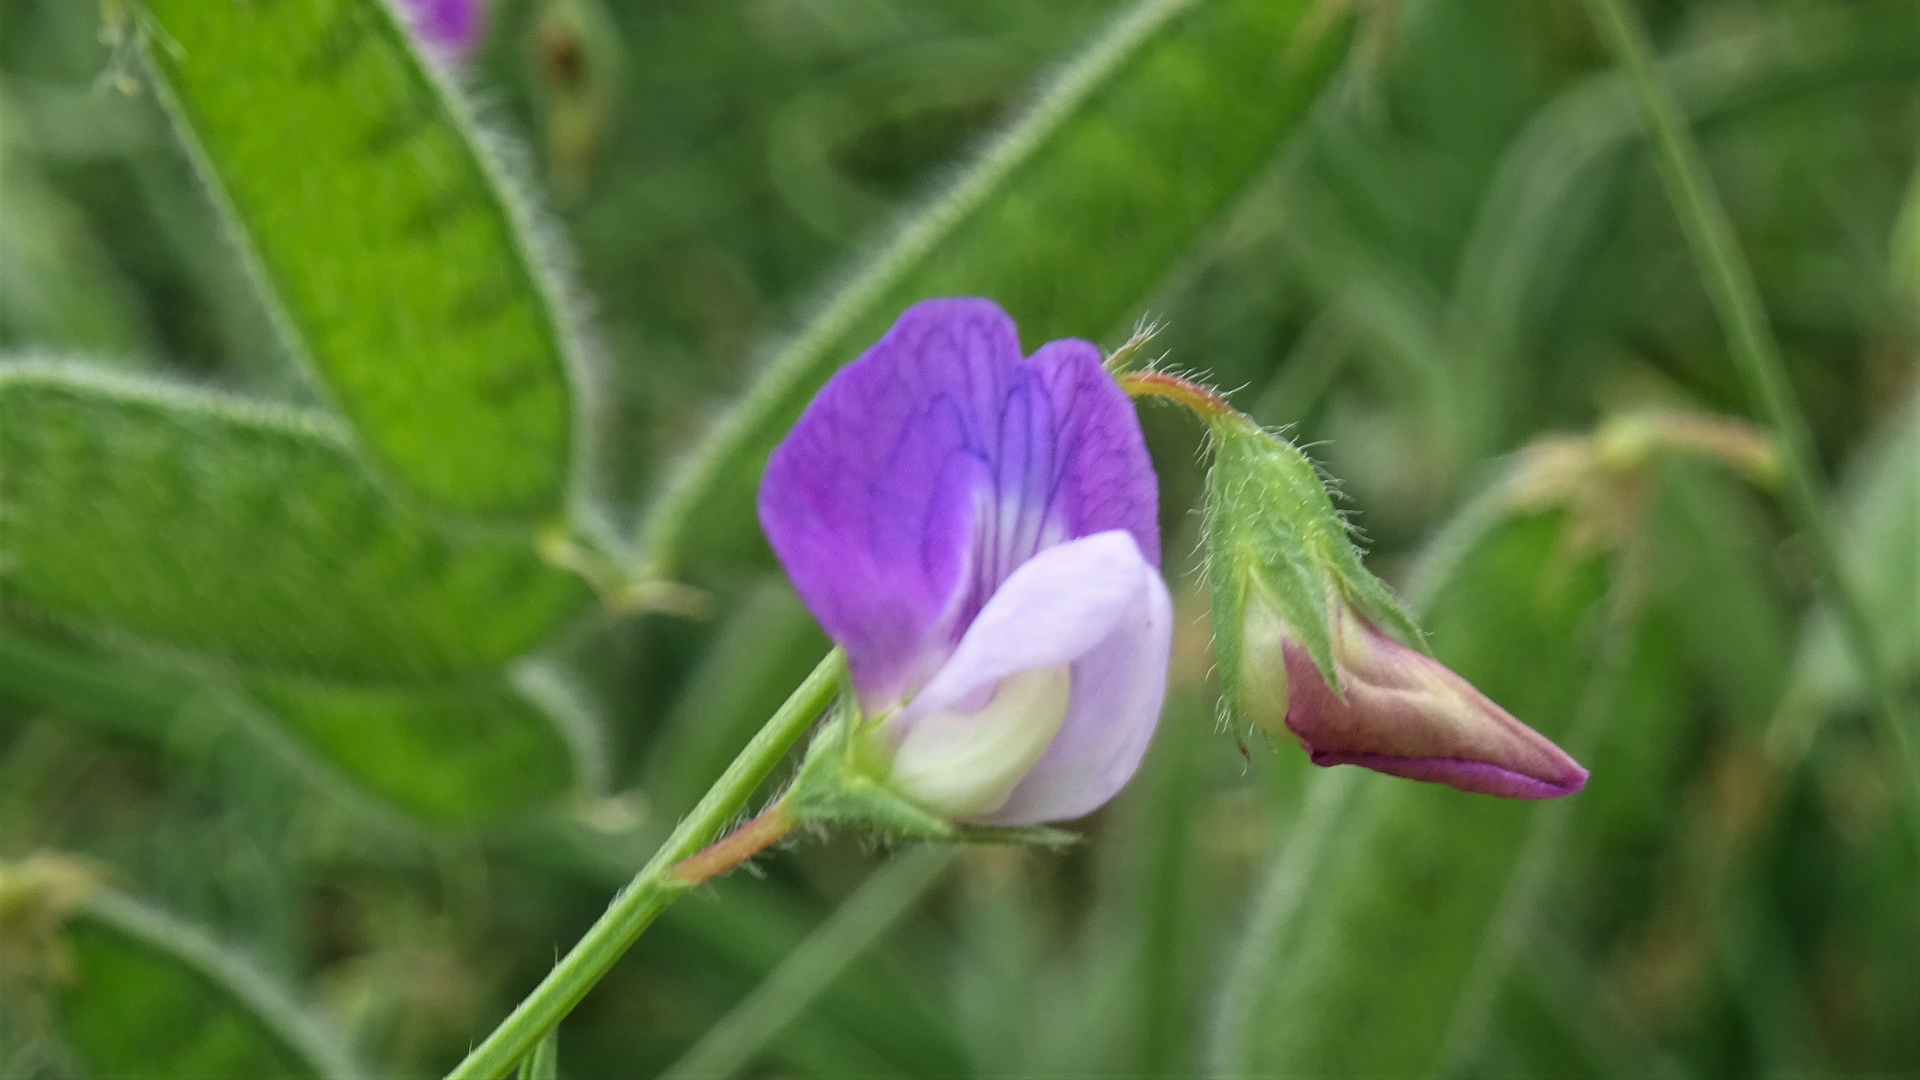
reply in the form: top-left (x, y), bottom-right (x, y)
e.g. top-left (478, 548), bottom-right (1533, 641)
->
top-left (1028, 340), bottom-right (1161, 567)
top-left (986, 549), bottom-right (1172, 825)
top-left (759, 299), bottom-right (1021, 709)
top-left (897, 531), bottom-right (1172, 827)
top-left (906, 531), bottom-right (1154, 717)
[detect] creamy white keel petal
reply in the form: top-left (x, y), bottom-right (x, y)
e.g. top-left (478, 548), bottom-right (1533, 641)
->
top-left (890, 664), bottom-right (1073, 818)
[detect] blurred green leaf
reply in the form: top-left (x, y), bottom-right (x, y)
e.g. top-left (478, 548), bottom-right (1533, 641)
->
top-left (248, 667), bottom-right (596, 825)
top-left (637, 0), bottom-right (1356, 574)
top-left (1652, 460), bottom-right (1794, 725)
top-left (1794, 389), bottom-right (1919, 716)
top-left (0, 363), bottom-right (590, 680)
top-left (55, 891), bottom-right (358, 1080)
top-left (138, 0), bottom-right (589, 518)
top-left (0, 625), bottom-right (593, 826)
top-left (0, 144), bottom-right (153, 356)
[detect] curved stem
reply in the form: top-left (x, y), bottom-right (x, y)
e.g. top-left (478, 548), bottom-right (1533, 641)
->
top-left (1118, 370), bottom-right (1235, 421)
top-left (1584, 0), bottom-right (1920, 842)
top-left (443, 650), bottom-right (846, 1080)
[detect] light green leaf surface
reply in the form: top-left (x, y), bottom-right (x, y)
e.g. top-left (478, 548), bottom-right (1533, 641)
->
top-left (0, 363), bottom-right (590, 680)
top-left (56, 891), bottom-right (358, 1080)
top-left (638, 0), bottom-right (1355, 573)
top-left (0, 146), bottom-right (153, 356)
top-left (247, 667), bottom-right (592, 825)
top-left (139, 0), bottom-right (586, 517)
top-left (0, 626), bottom-right (591, 825)
top-left (1796, 390), bottom-right (1919, 714)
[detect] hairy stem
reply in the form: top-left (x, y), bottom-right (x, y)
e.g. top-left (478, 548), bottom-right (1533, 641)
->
top-left (1583, 0), bottom-right (1920, 834)
top-left (443, 650), bottom-right (846, 1080)
top-left (672, 803), bottom-right (800, 886)
top-left (1118, 370), bottom-right (1236, 420)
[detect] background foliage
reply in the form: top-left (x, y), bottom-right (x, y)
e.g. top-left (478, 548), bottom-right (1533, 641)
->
top-left (1, 0), bottom-right (1915, 1076)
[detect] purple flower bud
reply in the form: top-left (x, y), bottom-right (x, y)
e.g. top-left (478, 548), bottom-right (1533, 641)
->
top-left (1261, 594), bottom-right (1588, 799)
top-left (759, 299), bottom-right (1173, 825)
top-left (396, 0), bottom-right (486, 62)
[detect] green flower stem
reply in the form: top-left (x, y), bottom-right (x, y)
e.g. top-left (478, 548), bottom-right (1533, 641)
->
top-left (444, 650), bottom-right (846, 1080)
top-left (1583, 0), bottom-right (1920, 814)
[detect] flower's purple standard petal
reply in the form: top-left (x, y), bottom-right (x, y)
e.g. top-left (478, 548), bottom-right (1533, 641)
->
top-left (760, 298), bottom-right (1158, 714)
top-left (887, 532), bottom-right (1171, 824)
top-left (1025, 339), bottom-right (1162, 569)
top-left (1280, 603), bottom-right (1588, 799)
top-left (397, 0), bottom-right (486, 62)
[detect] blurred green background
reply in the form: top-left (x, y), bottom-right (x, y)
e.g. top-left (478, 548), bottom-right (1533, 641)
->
top-left (1, 0), bottom-right (1916, 1076)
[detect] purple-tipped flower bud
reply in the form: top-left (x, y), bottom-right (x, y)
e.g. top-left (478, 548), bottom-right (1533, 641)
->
top-left (1204, 413), bottom-right (1587, 799)
top-left (1264, 594), bottom-right (1588, 799)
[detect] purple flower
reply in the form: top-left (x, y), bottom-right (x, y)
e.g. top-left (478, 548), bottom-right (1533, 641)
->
top-left (760, 299), bottom-right (1173, 825)
top-left (396, 0), bottom-right (486, 62)
top-left (1263, 596), bottom-right (1588, 799)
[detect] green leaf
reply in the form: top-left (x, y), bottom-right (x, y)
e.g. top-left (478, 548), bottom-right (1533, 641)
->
top-left (55, 891), bottom-right (358, 1080)
top-left (637, 0), bottom-right (1356, 574)
top-left (247, 665), bottom-right (597, 825)
top-left (137, 0), bottom-right (587, 518)
top-left (0, 363), bottom-right (590, 680)
top-left (1651, 460), bottom-right (1794, 725)
top-left (0, 151), bottom-right (153, 356)
top-left (0, 625), bottom-right (594, 825)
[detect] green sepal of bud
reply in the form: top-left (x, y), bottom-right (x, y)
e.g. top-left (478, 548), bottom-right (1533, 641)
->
top-left (1203, 413), bottom-right (1428, 726)
top-left (782, 702), bottom-right (1081, 850)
